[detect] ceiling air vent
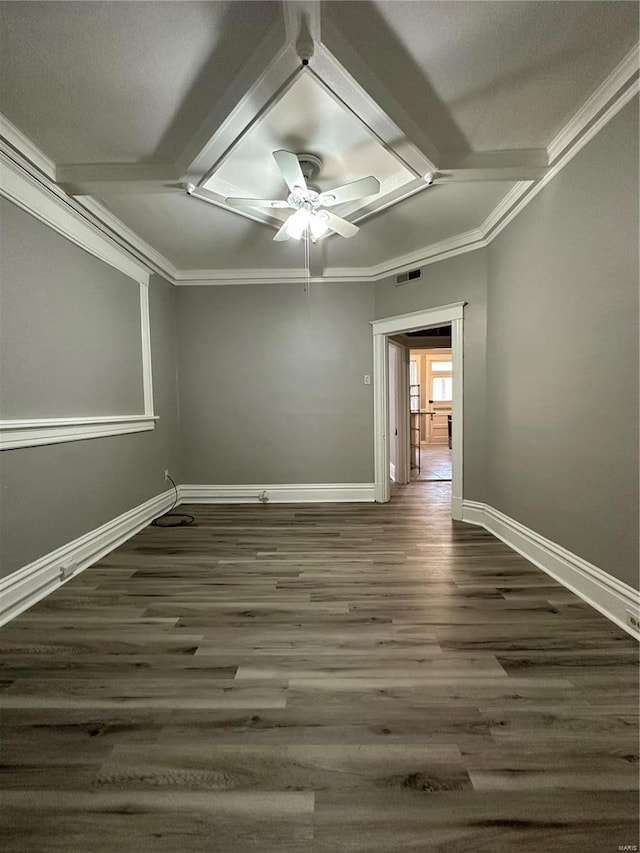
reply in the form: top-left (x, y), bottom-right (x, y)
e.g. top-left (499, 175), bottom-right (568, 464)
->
top-left (396, 268), bottom-right (421, 285)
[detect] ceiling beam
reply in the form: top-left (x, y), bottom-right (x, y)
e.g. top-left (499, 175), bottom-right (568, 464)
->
top-left (283, 0), bottom-right (321, 47)
top-left (177, 23), bottom-right (298, 177)
top-left (434, 150), bottom-right (549, 180)
top-left (431, 167), bottom-right (546, 184)
top-left (187, 185), bottom-right (283, 230)
top-left (319, 19), bottom-right (439, 174)
top-left (438, 150), bottom-right (549, 170)
top-left (56, 163), bottom-right (181, 196)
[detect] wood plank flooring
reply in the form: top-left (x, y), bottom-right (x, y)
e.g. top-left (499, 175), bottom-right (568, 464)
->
top-left (1, 482), bottom-right (638, 852)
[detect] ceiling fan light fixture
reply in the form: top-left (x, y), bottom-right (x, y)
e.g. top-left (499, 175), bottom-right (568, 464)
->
top-left (309, 212), bottom-right (329, 241)
top-left (286, 209), bottom-right (312, 240)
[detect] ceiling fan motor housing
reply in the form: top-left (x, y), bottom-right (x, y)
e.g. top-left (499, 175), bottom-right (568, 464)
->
top-left (296, 153), bottom-right (322, 183)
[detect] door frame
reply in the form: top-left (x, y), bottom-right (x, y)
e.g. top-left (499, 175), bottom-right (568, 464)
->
top-left (371, 302), bottom-right (465, 519)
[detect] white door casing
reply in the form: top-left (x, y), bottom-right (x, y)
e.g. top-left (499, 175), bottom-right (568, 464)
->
top-left (371, 302), bottom-right (465, 519)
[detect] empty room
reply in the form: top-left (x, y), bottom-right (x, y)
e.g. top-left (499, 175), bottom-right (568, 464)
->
top-left (0, 1), bottom-right (638, 850)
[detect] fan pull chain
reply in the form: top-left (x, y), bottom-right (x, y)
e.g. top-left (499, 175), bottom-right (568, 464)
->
top-left (304, 230), bottom-right (311, 317)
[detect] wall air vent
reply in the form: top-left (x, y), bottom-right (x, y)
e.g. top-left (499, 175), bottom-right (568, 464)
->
top-left (395, 268), bottom-right (422, 285)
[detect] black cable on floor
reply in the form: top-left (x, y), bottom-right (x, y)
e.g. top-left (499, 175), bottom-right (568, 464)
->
top-left (151, 474), bottom-right (195, 528)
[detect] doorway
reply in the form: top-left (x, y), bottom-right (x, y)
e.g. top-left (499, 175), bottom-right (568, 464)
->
top-left (371, 302), bottom-right (464, 520)
top-left (409, 345), bottom-right (452, 482)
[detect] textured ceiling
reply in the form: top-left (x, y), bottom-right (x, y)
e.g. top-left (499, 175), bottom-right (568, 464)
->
top-left (0, 1), bottom-right (637, 277)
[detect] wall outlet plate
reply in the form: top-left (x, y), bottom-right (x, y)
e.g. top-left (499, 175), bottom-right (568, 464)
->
top-left (164, 470), bottom-right (170, 480)
top-left (625, 610), bottom-right (640, 634)
top-left (59, 563), bottom-right (77, 581)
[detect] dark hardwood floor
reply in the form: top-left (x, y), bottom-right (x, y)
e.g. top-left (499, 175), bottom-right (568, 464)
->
top-left (1, 482), bottom-right (638, 852)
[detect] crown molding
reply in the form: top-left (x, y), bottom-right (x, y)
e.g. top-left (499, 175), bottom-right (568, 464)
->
top-left (1, 43), bottom-right (637, 289)
top-left (547, 43), bottom-right (639, 164)
top-left (0, 149), bottom-right (149, 285)
top-left (482, 76), bottom-right (639, 246)
top-left (76, 196), bottom-right (179, 283)
top-left (0, 114), bottom-right (56, 180)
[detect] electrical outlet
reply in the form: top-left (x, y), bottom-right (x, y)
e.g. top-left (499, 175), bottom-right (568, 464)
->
top-left (364, 375), bottom-right (371, 385)
top-left (626, 610), bottom-right (640, 633)
top-left (164, 469), bottom-right (170, 481)
top-left (59, 563), bottom-right (77, 581)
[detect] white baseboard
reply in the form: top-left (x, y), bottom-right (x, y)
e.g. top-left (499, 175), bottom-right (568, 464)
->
top-left (462, 500), bottom-right (640, 640)
top-left (0, 489), bottom-right (174, 626)
top-left (180, 483), bottom-right (376, 504)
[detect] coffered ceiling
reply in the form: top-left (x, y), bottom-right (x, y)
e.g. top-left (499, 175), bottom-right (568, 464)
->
top-left (0, 1), bottom-right (638, 282)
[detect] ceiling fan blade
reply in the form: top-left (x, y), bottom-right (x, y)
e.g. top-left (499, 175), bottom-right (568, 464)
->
top-left (225, 197), bottom-right (290, 209)
top-left (273, 219), bottom-right (292, 242)
top-left (323, 210), bottom-right (359, 238)
top-left (319, 176), bottom-right (380, 207)
top-left (273, 150), bottom-right (307, 193)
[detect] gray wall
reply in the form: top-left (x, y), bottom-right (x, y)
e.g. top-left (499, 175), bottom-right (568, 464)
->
top-left (176, 282), bottom-right (375, 484)
top-left (0, 198), bottom-right (143, 418)
top-left (0, 249), bottom-right (179, 576)
top-left (374, 251), bottom-right (489, 502)
top-left (486, 97), bottom-right (639, 589)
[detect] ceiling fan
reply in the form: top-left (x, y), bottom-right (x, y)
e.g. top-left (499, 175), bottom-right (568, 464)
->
top-left (224, 150), bottom-right (380, 242)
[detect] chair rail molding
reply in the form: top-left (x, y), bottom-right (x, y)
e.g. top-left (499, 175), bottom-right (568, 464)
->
top-left (0, 281), bottom-right (156, 450)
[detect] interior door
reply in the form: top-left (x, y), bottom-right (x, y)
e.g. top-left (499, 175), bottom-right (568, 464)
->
top-left (426, 353), bottom-right (452, 444)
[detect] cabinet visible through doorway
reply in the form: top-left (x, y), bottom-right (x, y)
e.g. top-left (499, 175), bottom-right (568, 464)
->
top-left (409, 349), bottom-right (452, 446)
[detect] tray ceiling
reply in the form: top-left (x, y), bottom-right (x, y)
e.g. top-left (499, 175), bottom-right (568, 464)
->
top-left (0, 1), bottom-right (637, 280)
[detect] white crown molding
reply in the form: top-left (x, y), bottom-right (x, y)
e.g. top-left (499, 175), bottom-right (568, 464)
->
top-left (479, 182), bottom-right (533, 239)
top-left (0, 150), bottom-right (149, 285)
top-left (180, 483), bottom-right (376, 503)
top-left (462, 501), bottom-right (640, 640)
top-left (547, 43), bottom-right (639, 164)
top-left (76, 196), bottom-right (179, 283)
top-left (482, 77), bottom-right (640, 246)
top-left (0, 489), bottom-right (174, 626)
top-left (0, 414), bottom-right (158, 451)
top-left (0, 113), bottom-right (56, 180)
top-left (175, 232), bottom-right (487, 286)
top-left (1, 42), bottom-right (636, 289)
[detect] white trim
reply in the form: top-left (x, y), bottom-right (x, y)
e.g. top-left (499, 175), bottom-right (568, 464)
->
top-left (371, 303), bottom-right (465, 337)
top-left (547, 44), bottom-right (639, 164)
top-left (140, 282), bottom-right (154, 416)
top-left (0, 415), bottom-right (158, 450)
top-left (1, 47), bottom-right (636, 289)
top-left (0, 489), bottom-right (174, 626)
top-left (482, 79), bottom-right (640, 244)
top-left (0, 282), bottom-right (156, 450)
top-left (396, 345), bottom-right (411, 485)
top-left (179, 483), bottom-right (376, 504)
top-left (76, 196), bottom-right (178, 283)
top-left (0, 114), bottom-right (56, 180)
top-left (462, 501), bottom-right (640, 640)
top-left (450, 317), bottom-right (463, 518)
top-left (372, 334), bottom-right (389, 503)
top-left (0, 152), bottom-right (149, 285)
top-left (371, 305), bottom-right (464, 518)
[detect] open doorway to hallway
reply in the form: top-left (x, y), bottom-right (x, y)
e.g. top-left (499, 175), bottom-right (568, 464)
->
top-left (408, 328), bottom-right (452, 482)
top-left (371, 302), bottom-right (464, 518)
top-left (389, 325), bottom-right (453, 484)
